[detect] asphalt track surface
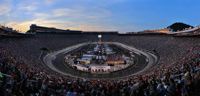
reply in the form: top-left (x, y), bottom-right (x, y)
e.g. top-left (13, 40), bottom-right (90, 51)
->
top-left (43, 42), bottom-right (158, 79)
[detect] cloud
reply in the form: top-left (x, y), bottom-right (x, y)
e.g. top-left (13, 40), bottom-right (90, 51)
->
top-left (52, 8), bottom-right (81, 17)
top-left (6, 18), bottom-right (80, 32)
top-left (17, 1), bottom-right (39, 11)
top-left (6, 18), bottom-right (118, 33)
top-left (33, 13), bottom-right (51, 19)
top-left (0, 1), bottom-right (11, 16)
top-left (18, 5), bottom-right (38, 11)
top-left (52, 7), bottom-right (112, 19)
top-left (3, 0), bottom-right (138, 33)
top-left (44, 0), bottom-right (55, 5)
top-left (6, 4), bottom-right (125, 33)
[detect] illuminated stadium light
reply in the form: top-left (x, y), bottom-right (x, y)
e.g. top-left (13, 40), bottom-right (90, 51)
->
top-left (98, 34), bottom-right (102, 38)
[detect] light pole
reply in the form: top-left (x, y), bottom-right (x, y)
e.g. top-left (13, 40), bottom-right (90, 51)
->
top-left (98, 34), bottom-right (102, 44)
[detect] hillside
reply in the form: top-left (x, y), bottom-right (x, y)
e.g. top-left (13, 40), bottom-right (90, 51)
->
top-left (167, 22), bottom-right (194, 32)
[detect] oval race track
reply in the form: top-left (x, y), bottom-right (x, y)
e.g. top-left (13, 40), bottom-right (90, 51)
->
top-left (43, 42), bottom-right (158, 79)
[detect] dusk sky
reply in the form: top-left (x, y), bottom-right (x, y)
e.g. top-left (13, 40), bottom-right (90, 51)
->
top-left (0, 0), bottom-right (200, 32)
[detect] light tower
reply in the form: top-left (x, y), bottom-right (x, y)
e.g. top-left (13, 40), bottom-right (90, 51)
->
top-left (97, 34), bottom-right (104, 64)
top-left (98, 34), bottom-right (102, 44)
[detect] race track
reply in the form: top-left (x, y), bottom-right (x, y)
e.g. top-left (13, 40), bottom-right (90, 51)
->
top-left (43, 42), bottom-right (158, 79)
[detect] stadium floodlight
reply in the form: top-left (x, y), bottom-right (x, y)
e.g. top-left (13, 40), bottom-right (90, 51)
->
top-left (98, 35), bottom-right (102, 44)
top-left (98, 35), bottom-right (102, 38)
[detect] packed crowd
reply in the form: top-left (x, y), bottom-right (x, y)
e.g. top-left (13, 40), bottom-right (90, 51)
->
top-left (0, 34), bottom-right (200, 96)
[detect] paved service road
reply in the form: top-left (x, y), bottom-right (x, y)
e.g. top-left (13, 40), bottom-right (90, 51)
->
top-left (43, 42), bottom-right (158, 79)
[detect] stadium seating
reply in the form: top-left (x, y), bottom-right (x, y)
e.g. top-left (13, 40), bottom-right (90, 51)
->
top-left (0, 33), bottom-right (200, 96)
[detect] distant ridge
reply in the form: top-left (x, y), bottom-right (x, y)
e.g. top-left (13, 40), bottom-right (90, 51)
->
top-left (167, 22), bottom-right (194, 32)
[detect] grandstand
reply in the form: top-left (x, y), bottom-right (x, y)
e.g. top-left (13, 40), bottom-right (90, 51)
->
top-left (171, 26), bottom-right (200, 36)
top-left (0, 24), bottom-right (200, 96)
